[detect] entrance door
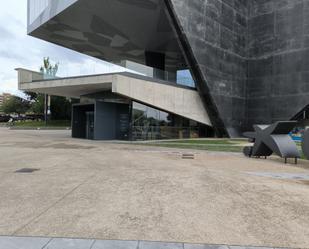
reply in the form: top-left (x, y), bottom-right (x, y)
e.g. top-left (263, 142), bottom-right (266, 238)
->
top-left (85, 111), bottom-right (94, 140)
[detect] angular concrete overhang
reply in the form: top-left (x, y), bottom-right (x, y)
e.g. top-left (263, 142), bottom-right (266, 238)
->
top-left (16, 69), bottom-right (212, 127)
top-left (28, 0), bottom-right (187, 72)
top-left (28, 0), bottom-right (78, 34)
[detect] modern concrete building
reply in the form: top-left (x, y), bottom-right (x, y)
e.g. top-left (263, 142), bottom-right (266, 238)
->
top-left (18, 0), bottom-right (309, 139)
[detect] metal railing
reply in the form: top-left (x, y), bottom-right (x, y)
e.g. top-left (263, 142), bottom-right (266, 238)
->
top-left (22, 56), bottom-right (195, 88)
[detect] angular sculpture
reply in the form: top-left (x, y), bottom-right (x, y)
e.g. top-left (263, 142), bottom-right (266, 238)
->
top-left (243, 121), bottom-right (300, 163)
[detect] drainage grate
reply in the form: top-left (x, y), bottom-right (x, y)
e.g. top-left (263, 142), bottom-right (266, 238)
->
top-left (182, 153), bottom-right (195, 159)
top-left (15, 168), bottom-right (40, 173)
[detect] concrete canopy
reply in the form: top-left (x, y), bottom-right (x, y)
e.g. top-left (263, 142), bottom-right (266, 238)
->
top-left (16, 69), bottom-right (212, 126)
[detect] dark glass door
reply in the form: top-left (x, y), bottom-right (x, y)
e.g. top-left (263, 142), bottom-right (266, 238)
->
top-left (85, 111), bottom-right (94, 140)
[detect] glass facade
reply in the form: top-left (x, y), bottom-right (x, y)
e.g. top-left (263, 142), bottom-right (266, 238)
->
top-left (28, 0), bottom-right (78, 32)
top-left (151, 68), bottom-right (195, 88)
top-left (28, 0), bottom-right (49, 25)
top-left (131, 102), bottom-right (212, 140)
top-left (177, 69), bottom-right (195, 87)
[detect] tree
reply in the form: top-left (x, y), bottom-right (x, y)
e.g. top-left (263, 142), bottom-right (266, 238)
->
top-left (24, 91), bottom-right (38, 101)
top-left (50, 96), bottom-right (75, 120)
top-left (28, 93), bottom-right (45, 114)
top-left (23, 57), bottom-right (76, 120)
top-left (24, 58), bottom-right (59, 116)
top-left (2, 96), bottom-right (30, 115)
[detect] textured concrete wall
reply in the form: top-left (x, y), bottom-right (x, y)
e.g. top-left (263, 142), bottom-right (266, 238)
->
top-left (247, 0), bottom-right (309, 127)
top-left (170, 0), bottom-right (309, 135)
top-left (169, 0), bottom-right (249, 136)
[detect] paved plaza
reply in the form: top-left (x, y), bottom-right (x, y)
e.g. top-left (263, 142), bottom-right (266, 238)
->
top-left (0, 128), bottom-right (309, 249)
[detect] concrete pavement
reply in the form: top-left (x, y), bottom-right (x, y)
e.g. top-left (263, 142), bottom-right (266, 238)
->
top-left (0, 128), bottom-right (309, 248)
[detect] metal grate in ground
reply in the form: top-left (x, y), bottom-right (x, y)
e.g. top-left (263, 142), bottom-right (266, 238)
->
top-left (14, 168), bottom-right (40, 173)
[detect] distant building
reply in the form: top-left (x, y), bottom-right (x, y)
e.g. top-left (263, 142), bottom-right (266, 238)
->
top-left (0, 93), bottom-right (11, 108)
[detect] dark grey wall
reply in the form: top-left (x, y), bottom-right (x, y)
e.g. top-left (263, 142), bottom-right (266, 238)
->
top-left (168, 0), bottom-right (249, 137)
top-left (95, 102), bottom-right (117, 140)
top-left (169, 0), bottom-right (309, 135)
top-left (95, 101), bottom-right (130, 140)
top-left (247, 0), bottom-right (309, 127)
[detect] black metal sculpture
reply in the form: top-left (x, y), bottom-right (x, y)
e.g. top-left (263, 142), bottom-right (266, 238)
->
top-left (243, 121), bottom-right (300, 164)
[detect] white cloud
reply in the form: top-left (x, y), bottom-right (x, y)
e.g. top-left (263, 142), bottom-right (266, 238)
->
top-left (0, 0), bottom-right (127, 96)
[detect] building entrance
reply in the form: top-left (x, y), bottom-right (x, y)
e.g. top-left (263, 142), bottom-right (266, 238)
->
top-left (72, 102), bottom-right (130, 140)
top-left (85, 111), bottom-right (94, 140)
top-left (72, 104), bottom-right (95, 139)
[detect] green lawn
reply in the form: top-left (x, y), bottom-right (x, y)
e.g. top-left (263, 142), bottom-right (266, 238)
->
top-left (136, 139), bottom-right (248, 153)
top-left (13, 120), bottom-right (71, 128)
top-left (164, 139), bottom-right (246, 145)
top-left (136, 138), bottom-right (306, 155)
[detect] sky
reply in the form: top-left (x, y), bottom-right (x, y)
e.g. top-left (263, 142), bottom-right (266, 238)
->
top-left (0, 1), bottom-right (125, 97)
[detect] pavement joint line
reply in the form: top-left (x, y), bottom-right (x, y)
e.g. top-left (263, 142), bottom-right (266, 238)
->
top-left (10, 174), bottom-right (96, 236)
top-left (89, 239), bottom-right (96, 249)
top-left (41, 237), bottom-right (53, 249)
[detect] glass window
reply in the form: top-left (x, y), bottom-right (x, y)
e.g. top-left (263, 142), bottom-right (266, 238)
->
top-left (131, 102), bottom-right (212, 140)
top-left (176, 69), bottom-right (195, 87)
top-left (159, 111), bottom-right (172, 126)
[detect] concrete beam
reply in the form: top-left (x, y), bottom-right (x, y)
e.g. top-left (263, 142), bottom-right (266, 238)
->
top-left (113, 74), bottom-right (211, 126)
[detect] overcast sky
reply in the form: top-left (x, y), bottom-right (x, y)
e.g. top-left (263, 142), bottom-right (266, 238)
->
top-left (0, 1), bottom-right (124, 96)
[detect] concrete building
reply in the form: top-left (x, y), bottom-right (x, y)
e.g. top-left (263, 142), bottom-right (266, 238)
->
top-left (18, 0), bottom-right (309, 139)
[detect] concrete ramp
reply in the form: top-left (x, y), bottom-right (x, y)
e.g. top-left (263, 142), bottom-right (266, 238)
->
top-left (16, 69), bottom-right (211, 126)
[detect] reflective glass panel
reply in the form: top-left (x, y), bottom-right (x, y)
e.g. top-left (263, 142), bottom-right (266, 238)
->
top-left (28, 0), bottom-right (49, 25)
top-left (131, 102), bottom-right (212, 140)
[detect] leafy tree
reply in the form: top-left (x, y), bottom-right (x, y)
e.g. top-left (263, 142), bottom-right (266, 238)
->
top-left (50, 96), bottom-right (75, 120)
top-left (24, 92), bottom-right (44, 114)
top-left (24, 92), bottom-right (76, 119)
top-left (29, 94), bottom-right (45, 114)
top-left (2, 96), bottom-right (30, 115)
top-left (23, 58), bottom-right (77, 120)
top-left (24, 91), bottom-right (39, 101)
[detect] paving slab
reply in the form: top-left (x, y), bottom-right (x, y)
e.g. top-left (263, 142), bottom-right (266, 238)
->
top-left (184, 244), bottom-right (229, 249)
top-left (138, 241), bottom-right (184, 249)
top-left (91, 239), bottom-right (138, 249)
top-left (45, 238), bottom-right (94, 249)
top-left (0, 236), bottom-right (50, 249)
top-left (229, 247), bottom-right (274, 249)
